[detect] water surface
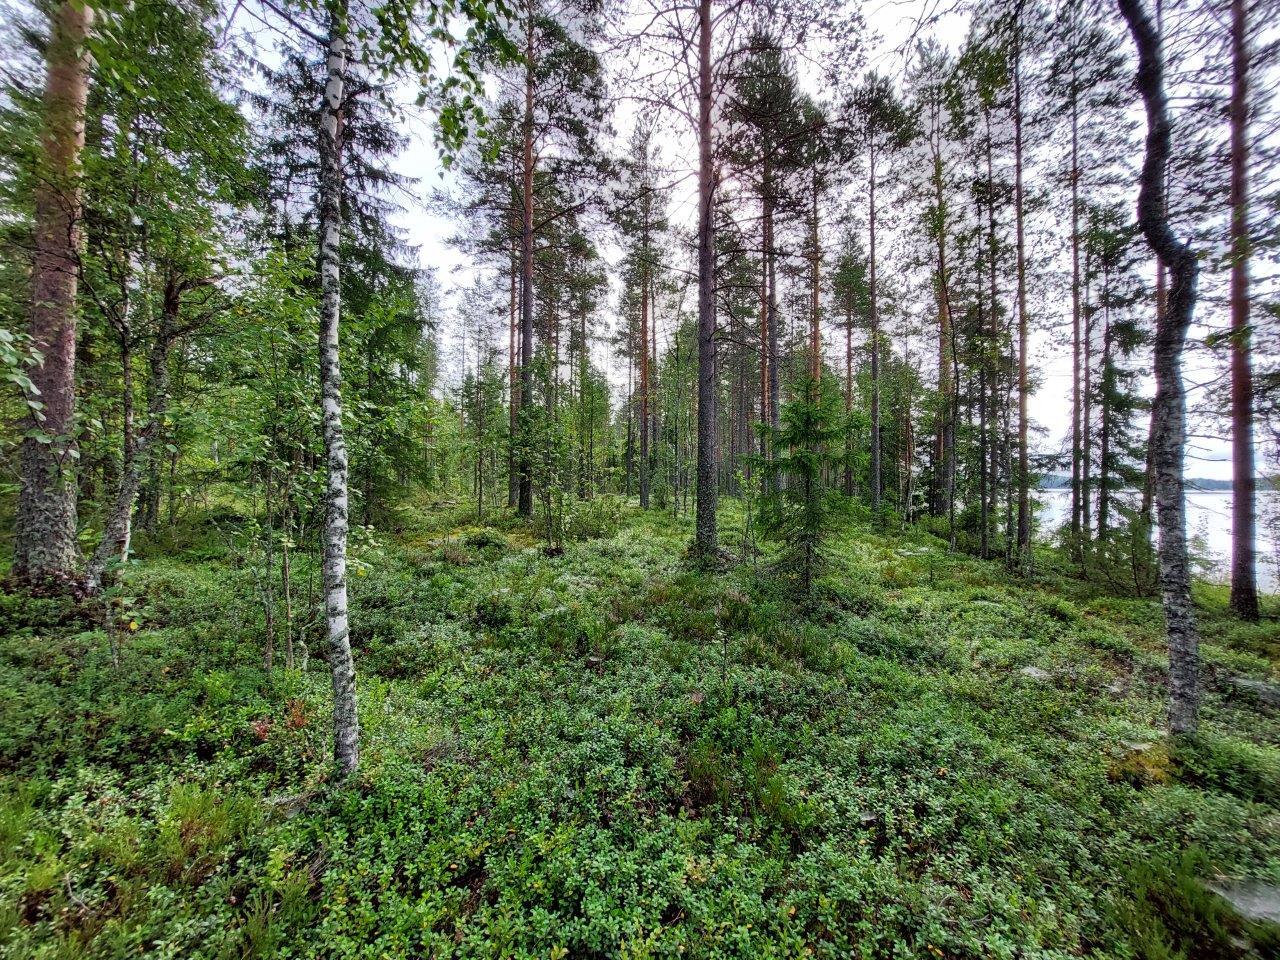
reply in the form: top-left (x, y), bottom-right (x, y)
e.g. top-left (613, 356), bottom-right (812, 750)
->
top-left (1037, 489), bottom-right (1279, 593)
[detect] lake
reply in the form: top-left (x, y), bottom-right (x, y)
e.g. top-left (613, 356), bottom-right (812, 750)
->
top-left (1037, 489), bottom-right (1279, 594)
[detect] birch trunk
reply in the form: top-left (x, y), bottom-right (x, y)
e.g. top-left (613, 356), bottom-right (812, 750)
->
top-left (319, 7), bottom-right (360, 776)
top-left (1070, 69), bottom-right (1083, 561)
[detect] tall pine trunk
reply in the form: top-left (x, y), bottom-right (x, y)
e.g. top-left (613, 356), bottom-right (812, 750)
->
top-left (1070, 69), bottom-right (1083, 562)
top-left (318, 6), bottom-right (360, 777)
top-left (1119, 0), bottom-right (1200, 736)
top-left (14, 0), bottom-right (94, 581)
top-left (844, 297), bottom-right (854, 496)
top-left (639, 204), bottom-right (651, 509)
top-left (517, 9), bottom-right (536, 518)
top-left (982, 111), bottom-right (998, 558)
top-left (508, 182), bottom-right (519, 509)
top-left (693, 0), bottom-right (717, 556)
top-left (1227, 0), bottom-right (1259, 621)
top-left (869, 136), bottom-right (881, 515)
top-left (766, 189), bottom-right (779, 436)
top-left (1099, 287), bottom-right (1113, 544)
top-left (931, 130), bottom-right (954, 522)
top-left (809, 169), bottom-right (821, 380)
top-left (1012, 28), bottom-right (1031, 559)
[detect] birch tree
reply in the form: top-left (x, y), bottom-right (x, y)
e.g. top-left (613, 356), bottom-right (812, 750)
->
top-left (259, 0), bottom-right (512, 778)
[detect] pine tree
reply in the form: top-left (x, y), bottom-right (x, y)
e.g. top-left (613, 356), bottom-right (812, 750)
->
top-left (1118, 0), bottom-right (1201, 736)
top-left (13, 0), bottom-right (94, 583)
top-left (846, 72), bottom-right (912, 518)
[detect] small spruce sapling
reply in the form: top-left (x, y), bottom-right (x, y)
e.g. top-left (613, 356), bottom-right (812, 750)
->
top-left (753, 376), bottom-right (846, 598)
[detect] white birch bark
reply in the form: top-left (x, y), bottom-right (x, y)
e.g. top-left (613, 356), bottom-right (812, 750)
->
top-left (319, 6), bottom-right (360, 777)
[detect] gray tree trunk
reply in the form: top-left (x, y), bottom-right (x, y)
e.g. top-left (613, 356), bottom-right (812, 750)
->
top-left (319, 6), bottom-right (360, 777)
top-left (517, 7), bottom-right (536, 518)
top-left (14, 0), bottom-right (93, 582)
top-left (869, 136), bottom-right (880, 514)
top-left (1070, 64), bottom-right (1083, 562)
top-left (1227, 0), bottom-right (1258, 621)
top-left (1119, 0), bottom-right (1200, 736)
top-left (693, 0), bottom-right (718, 556)
top-left (86, 291), bottom-right (178, 593)
top-left (639, 190), bottom-right (651, 509)
top-left (930, 119), bottom-right (955, 524)
top-left (1013, 28), bottom-right (1031, 559)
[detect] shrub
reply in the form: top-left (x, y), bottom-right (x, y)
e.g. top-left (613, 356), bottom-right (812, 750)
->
top-left (564, 495), bottom-right (623, 542)
top-left (1111, 848), bottom-right (1278, 960)
top-left (1172, 734), bottom-right (1280, 805)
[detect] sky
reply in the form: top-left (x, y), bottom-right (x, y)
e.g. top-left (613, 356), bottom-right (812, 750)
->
top-left (379, 0), bottom-right (1270, 483)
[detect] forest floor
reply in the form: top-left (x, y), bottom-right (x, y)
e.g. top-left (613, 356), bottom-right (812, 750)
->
top-left (2, 499), bottom-right (1279, 959)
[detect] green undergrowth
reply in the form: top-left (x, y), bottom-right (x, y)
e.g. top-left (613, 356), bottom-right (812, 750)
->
top-left (1, 502), bottom-right (1277, 958)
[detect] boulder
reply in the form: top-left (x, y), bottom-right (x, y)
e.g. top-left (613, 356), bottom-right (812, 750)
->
top-left (1210, 880), bottom-right (1280, 925)
top-left (1226, 676), bottom-right (1280, 709)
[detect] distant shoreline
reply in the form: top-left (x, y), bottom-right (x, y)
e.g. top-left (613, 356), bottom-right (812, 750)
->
top-left (1037, 488), bottom-right (1272, 494)
top-left (1038, 479), bottom-right (1278, 494)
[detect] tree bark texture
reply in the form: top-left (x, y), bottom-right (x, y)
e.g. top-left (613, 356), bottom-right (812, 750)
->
top-left (319, 7), bottom-right (360, 776)
top-left (1118, 0), bottom-right (1201, 735)
top-left (693, 0), bottom-right (718, 556)
top-left (14, 0), bottom-right (94, 581)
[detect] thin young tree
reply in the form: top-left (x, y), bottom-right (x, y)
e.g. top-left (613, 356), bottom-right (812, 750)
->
top-left (80, 0), bottom-right (246, 592)
top-left (831, 232), bottom-right (870, 496)
top-left (618, 118), bottom-right (667, 509)
top-left (264, 0), bottom-right (512, 778)
top-left (847, 72), bottom-right (911, 517)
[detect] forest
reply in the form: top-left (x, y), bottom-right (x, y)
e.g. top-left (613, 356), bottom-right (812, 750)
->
top-left (1, 0), bottom-right (1279, 954)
